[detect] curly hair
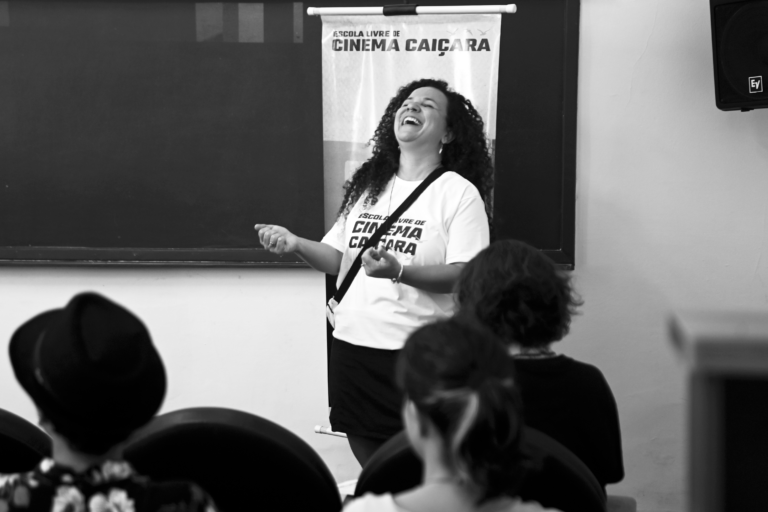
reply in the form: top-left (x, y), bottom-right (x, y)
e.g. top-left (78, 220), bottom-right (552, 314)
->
top-left (457, 240), bottom-right (583, 348)
top-left (396, 317), bottom-right (534, 504)
top-left (337, 78), bottom-right (494, 224)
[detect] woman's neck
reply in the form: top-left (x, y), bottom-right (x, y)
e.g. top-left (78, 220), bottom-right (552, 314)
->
top-left (510, 344), bottom-right (557, 358)
top-left (394, 436), bottom-right (484, 512)
top-left (49, 433), bottom-right (122, 472)
top-left (421, 447), bottom-right (461, 487)
top-left (397, 151), bottom-right (442, 181)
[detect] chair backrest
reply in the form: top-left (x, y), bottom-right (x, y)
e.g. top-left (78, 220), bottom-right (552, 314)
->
top-left (0, 408), bottom-right (51, 473)
top-left (355, 427), bottom-right (606, 512)
top-left (354, 430), bottom-right (420, 497)
top-left (123, 407), bottom-right (341, 512)
top-left (518, 427), bottom-right (606, 512)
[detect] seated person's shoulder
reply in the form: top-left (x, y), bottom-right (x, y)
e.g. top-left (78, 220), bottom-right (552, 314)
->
top-left (560, 357), bottom-right (612, 385)
top-left (343, 493), bottom-right (398, 512)
top-left (0, 472), bottom-right (26, 497)
top-left (0, 471), bottom-right (46, 510)
top-left (144, 480), bottom-right (218, 512)
top-left (509, 499), bottom-right (563, 512)
top-left (504, 498), bottom-right (560, 512)
top-left (0, 472), bottom-right (23, 489)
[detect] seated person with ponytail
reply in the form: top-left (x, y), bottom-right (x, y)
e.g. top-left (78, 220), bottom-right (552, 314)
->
top-left (344, 317), bottom-right (560, 512)
top-left (456, 240), bottom-right (624, 490)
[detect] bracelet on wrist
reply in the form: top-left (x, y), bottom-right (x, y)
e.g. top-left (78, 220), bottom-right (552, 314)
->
top-left (391, 262), bottom-right (404, 284)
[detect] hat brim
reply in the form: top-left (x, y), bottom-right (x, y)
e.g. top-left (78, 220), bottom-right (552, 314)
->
top-left (10, 293), bottom-right (169, 449)
top-left (9, 309), bottom-right (66, 422)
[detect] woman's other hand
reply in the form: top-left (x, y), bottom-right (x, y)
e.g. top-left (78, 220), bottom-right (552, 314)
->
top-left (361, 245), bottom-right (401, 279)
top-left (254, 224), bottom-right (299, 254)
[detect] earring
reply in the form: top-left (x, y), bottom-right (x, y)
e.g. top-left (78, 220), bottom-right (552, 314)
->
top-left (438, 143), bottom-right (443, 155)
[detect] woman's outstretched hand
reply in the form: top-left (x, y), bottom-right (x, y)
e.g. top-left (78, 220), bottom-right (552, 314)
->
top-left (254, 224), bottom-right (299, 254)
top-left (361, 245), bottom-right (402, 279)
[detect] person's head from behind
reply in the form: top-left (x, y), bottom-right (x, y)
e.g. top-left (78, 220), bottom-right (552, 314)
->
top-left (9, 292), bottom-right (166, 457)
top-left (457, 239), bottom-right (582, 348)
top-left (396, 318), bottom-right (528, 504)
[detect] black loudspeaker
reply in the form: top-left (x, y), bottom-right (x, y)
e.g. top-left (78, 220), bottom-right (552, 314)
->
top-left (710, 0), bottom-right (768, 111)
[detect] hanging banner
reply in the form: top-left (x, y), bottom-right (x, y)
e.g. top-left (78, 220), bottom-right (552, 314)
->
top-left (320, 14), bottom-right (501, 228)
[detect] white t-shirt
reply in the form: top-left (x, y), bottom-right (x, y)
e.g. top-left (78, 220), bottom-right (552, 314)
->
top-left (321, 171), bottom-right (489, 350)
top-left (343, 493), bottom-right (562, 512)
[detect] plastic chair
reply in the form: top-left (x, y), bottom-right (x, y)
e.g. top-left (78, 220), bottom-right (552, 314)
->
top-left (0, 408), bottom-right (51, 473)
top-left (355, 427), bottom-right (607, 512)
top-left (123, 407), bottom-right (341, 512)
top-left (520, 427), bottom-right (606, 512)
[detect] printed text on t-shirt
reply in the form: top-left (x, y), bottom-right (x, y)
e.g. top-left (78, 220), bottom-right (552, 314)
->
top-left (349, 217), bottom-right (426, 256)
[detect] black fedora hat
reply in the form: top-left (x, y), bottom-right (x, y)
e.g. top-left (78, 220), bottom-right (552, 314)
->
top-left (9, 292), bottom-right (166, 442)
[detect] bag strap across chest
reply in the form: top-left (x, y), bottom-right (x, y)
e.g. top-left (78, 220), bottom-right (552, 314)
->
top-left (331, 168), bottom-right (447, 304)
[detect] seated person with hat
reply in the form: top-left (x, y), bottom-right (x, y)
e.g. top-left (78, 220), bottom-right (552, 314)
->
top-left (0, 292), bottom-right (218, 512)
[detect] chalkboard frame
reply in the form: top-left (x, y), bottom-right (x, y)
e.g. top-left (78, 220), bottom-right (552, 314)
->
top-left (0, 0), bottom-right (578, 268)
top-left (539, 0), bottom-right (577, 270)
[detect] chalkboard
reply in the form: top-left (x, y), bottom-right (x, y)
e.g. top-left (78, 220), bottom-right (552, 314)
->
top-left (0, 0), bottom-right (577, 267)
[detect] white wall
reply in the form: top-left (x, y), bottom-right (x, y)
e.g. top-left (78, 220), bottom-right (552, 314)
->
top-left (569, 1), bottom-right (768, 511)
top-left (1, 1), bottom-right (767, 511)
top-left (0, 268), bottom-right (360, 481)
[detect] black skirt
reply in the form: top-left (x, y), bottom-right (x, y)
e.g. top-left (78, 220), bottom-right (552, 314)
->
top-left (329, 337), bottom-right (404, 441)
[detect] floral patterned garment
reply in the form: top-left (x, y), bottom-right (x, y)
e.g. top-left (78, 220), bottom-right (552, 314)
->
top-left (0, 459), bottom-right (218, 512)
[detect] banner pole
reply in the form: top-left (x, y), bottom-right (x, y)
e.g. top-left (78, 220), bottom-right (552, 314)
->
top-left (306, 4), bottom-right (516, 16)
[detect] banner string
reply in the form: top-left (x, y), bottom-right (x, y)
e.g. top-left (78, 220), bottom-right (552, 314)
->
top-left (307, 4), bottom-right (516, 16)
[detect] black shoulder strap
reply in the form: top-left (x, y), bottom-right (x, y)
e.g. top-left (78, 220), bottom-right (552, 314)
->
top-left (332, 168), bottom-right (447, 304)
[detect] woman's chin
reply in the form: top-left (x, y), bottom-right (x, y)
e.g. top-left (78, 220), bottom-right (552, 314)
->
top-left (397, 138), bottom-right (438, 153)
top-left (395, 125), bottom-right (427, 144)
top-left (395, 133), bottom-right (419, 145)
